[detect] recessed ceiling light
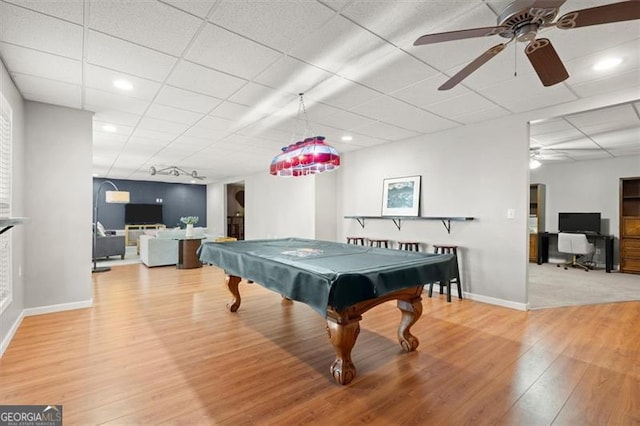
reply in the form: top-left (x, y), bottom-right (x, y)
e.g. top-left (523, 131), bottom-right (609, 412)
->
top-left (102, 124), bottom-right (117, 133)
top-left (92, 173), bottom-right (99, 177)
top-left (341, 135), bottom-right (353, 141)
top-left (190, 180), bottom-right (197, 184)
top-left (593, 57), bottom-right (622, 71)
top-left (113, 79), bottom-right (133, 91)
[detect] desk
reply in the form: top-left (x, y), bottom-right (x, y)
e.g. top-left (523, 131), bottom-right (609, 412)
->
top-left (177, 237), bottom-right (205, 269)
top-left (537, 232), bottom-right (615, 272)
top-left (198, 238), bottom-right (458, 385)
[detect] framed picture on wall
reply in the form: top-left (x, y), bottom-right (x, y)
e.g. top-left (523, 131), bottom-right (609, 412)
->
top-left (381, 175), bottom-right (421, 217)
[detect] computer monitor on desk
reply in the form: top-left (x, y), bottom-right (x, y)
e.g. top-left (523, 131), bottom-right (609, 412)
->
top-left (558, 212), bottom-right (601, 234)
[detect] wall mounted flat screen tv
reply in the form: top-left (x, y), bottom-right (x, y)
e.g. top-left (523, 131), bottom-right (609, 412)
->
top-left (558, 212), bottom-right (601, 234)
top-left (125, 204), bottom-right (163, 225)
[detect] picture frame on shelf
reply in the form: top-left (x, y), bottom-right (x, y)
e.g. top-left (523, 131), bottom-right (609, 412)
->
top-left (381, 175), bottom-right (421, 217)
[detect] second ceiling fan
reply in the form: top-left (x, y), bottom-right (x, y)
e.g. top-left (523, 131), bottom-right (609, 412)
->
top-left (413, 0), bottom-right (640, 90)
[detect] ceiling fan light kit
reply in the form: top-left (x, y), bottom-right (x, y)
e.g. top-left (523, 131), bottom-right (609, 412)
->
top-left (149, 166), bottom-right (205, 181)
top-left (413, 0), bottom-right (640, 90)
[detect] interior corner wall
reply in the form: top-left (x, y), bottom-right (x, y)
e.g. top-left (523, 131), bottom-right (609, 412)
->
top-left (207, 183), bottom-right (226, 238)
top-left (337, 117), bottom-right (530, 306)
top-left (0, 60), bottom-right (26, 352)
top-left (314, 172), bottom-right (337, 242)
top-left (530, 154), bottom-right (640, 265)
top-left (244, 172), bottom-right (316, 240)
top-left (24, 101), bottom-right (93, 309)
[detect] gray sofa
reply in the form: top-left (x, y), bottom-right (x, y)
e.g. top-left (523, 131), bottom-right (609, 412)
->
top-left (93, 235), bottom-right (126, 260)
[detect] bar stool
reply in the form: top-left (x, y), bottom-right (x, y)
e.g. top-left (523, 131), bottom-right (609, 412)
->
top-left (398, 241), bottom-right (421, 251)
top-left (429, 245), bottom-right (462, 302)
top-left (368, 238), bottom-right (390, 248)
top-left (346, 237), bottom-right (365, 245)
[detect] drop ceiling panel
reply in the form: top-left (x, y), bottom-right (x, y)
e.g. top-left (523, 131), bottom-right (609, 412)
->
top-left (0, 1), bottom-right (83, 59)
top-left (11, 73), bottom-right (81, 108)
top-left (307, 77), bottom-right (381, 110)
top-left (211, 0), bottom-right (335, 53)
top-left (531, 128), bottom-right (585, 145)
top-left (344, 0), bottom-right (485, 48)
top-left (352, 121), bottom-right (420, 141)
top-left (145, 103), bottom-right (204, 126)
top-left (161, 0), bottom-right (215, 18)
top-left (94, 120), bottom-right (134, 137)
top-left (90, 109), bottom-right (141, 127)
top-left (311, 109), bottom-right (377, 131)
top-left (291, 15), bottom-right (390, 75)
top-left (196, 115), bottom-right (237, 133)
top-left (167, 60), bottom-right (247, 99)
top-left (131, 127), bottom-right (177, 143)
top-left (4, 0), bottom-right (84, 24)
top-left (422, 92), bottom-right (504, 122)
top-left (254, 56), bottom-right (332, 95)
top-left (137, 116), bottom-right (190, 135)
top-left (392, 74), bottom-right (470, 109)
top-left (563, 40), bottom-right (640, 86)
top-left (210, 102), bottom-right (256, 122)
top-left (85, 65), bottom-right (162, 101)
top-left (343, 50), bottom-right (439, 95)
top-left (86, 31), bottom-right (178, 82)
top-left (0, 42), bottom-right (81, 85)
top-left (530, 118), bottom-right (574, 137)
top-left (155, 85), bottom-right (223, 114)
top-left (85, 88), bottom-right (151, 115)
top-left (569, 68), bottom-right (640, 98)
top-left (186, 24), bottom-right (281, 80)
top-left (590, 127), bottom-right (640, 148)
top-left (228, 83), bottom-right (292, 110)
top-left (93, 132), bottom-right (128, 148)
top-left (89, 0), bottom-right (202, 56)
top-left (451, 106), bottom-right (511, 125)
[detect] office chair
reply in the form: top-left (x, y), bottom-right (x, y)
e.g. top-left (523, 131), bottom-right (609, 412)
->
top-left (557, 233), bottom-right (595, 271)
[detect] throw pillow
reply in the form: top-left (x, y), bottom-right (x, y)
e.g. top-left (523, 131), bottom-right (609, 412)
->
top-left (96, 221), bottom-right (107, 237)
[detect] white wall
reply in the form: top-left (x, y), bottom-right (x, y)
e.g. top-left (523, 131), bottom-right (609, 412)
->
top-left (244, 172), bottom-right (316, 240)
top-left (338, 118), bottom-right (530, 306)
top-left (206, 183), bottom-right (225, 238)
top-left (314, 171), bottom-right (337, 242)
top-left (531, 154), bottom-right (640, 264)
top-left (24, 101), bottom-right (93, 309)
top-left (0, 60), bottom-right (26, 354)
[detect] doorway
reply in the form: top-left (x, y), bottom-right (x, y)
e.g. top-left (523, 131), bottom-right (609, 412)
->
top-left (226, 182), bottom-right (245, 240)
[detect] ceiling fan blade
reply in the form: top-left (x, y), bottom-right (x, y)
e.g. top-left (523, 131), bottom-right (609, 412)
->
top-left (525, 38), bottom-right (569, 87)
top-left (556, 1), bottom-right (640, 29)
top-left (413, 26), bottom-right (508, 46)
top-left (438, 43), bottom-right (507, 90)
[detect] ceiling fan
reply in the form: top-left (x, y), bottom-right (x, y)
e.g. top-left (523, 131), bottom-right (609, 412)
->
top-left (149, 165), bottom-right (206, 180)
top-left (413, 0), bottom-right (640, 90)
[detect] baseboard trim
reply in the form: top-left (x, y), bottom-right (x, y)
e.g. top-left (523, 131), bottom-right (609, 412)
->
top-left (23, 298), bottom-right (93, 317)
top-left (463, 292), bottom-right (528, 311)
top-left (0, 310), bottom-right (25, 357)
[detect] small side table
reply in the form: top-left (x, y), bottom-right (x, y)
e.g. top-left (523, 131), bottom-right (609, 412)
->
top-left (177, 237), bottom-right (205, 269)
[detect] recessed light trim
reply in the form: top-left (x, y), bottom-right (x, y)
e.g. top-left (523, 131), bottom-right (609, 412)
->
top-left (593, 57), bottom-right (622, 71)
top-left (102, 124), bottom-right (117, 133)
top-left (341, 135), bottom-right (353, 141)
top-left (113, 79), bottom-right (133, 91)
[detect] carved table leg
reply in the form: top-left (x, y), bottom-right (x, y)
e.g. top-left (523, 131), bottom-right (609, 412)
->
top-left (397, 297), bottom-right (423, 352)
top-left (225, 275), bottom-right (242, 312)
top-left (326, 318), bottom-right (360, 385)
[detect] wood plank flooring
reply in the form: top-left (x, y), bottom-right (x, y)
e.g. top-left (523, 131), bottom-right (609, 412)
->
top-left (1, 264), bottom-right (638, 425)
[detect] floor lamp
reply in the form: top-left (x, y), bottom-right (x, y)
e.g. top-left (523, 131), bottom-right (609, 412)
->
top-left (93, 180), bottom-right (130, 273)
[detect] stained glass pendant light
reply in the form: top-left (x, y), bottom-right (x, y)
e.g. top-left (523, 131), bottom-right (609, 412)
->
top-left (270, 93), bottom-right (340, 177)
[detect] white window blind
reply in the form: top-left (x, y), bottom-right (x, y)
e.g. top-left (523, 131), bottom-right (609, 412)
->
top-left (0, 93), bottom-right (12, 314)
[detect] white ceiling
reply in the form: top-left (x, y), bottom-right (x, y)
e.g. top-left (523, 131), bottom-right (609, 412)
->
top-left (1, 0), bottom-right (639, 183)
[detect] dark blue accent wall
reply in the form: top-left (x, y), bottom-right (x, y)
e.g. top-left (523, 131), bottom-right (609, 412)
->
top-left (93, 178), bottom-right (207, 230)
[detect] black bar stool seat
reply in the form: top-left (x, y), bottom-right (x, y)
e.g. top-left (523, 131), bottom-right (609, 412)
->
top-left (346, 237), bottom-right (365, 245)
top-left (368, 238), bottom-right (389, 248)
top-left (398, 241), bottom-right (421, 251)
top-left (429, 245), bottom-right (462, 302)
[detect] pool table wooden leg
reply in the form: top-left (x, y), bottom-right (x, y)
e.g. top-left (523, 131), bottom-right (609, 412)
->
top-left (225, 275), bottom-right (242, 312)
top-left (397, 296), bottom-right (423, 352)
top-left (326, 317), bottom-right (361, 385)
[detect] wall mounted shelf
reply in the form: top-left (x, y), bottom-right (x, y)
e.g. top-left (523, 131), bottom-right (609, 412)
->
top-left (344, 216), bottom-right (474, 234)
top-left (0, 218), bottom-right (28, 235)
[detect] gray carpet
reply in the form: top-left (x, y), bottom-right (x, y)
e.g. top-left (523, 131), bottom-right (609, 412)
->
top-left (528, 262), bottom-right (640, 309)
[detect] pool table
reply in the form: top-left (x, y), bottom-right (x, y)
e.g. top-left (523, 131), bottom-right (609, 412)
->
top-left (198, 238), bottom-right (459, 385)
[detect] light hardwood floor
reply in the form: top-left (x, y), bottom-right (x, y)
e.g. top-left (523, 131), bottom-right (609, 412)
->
top-left (1, 264), bottom-right (639, 425)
